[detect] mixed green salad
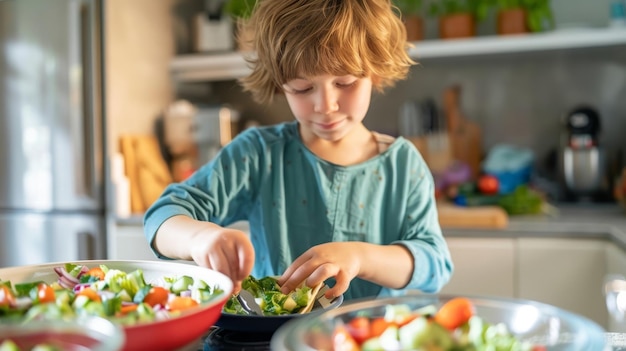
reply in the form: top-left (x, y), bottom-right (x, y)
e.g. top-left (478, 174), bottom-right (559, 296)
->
top-left (0, 263), bottom-right (225, 326)
top-left (0, 340), bottom-right (59, 351)
top-left (335, 297), bottom-right (547, 351)
top-left (223, 275), bottom-right (317, 316)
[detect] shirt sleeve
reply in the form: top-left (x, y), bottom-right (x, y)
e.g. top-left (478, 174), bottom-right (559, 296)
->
top-left (143, 129), bottom-right (263, 259)
top-left (389, 144), bottom-right (454, 294)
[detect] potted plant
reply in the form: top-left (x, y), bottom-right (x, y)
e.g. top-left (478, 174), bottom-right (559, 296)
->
top-left (495, 0), bottom-right (554, 34)
top-left (223, 0), bottom-right (257, 51)
top-left (393, 0), bottom-right (425, 41)
top-left (428, 0), bottom-right (492, 39)
top-left (223, 0), bottom-right (257, 20)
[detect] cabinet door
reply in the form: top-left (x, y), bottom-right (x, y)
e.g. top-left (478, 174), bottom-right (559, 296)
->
top-left (517, 238), bottom-right (607, 328)
top-left (440, 237), bottom-right (515, 298)
top-left (108, 224), bottom-right (159, 261)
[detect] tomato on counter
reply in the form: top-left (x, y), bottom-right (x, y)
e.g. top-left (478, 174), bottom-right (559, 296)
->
top-left (477, 174), bottom-right (499, 195)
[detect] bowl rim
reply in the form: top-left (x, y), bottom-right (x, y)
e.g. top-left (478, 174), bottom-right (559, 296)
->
top-left (271, 292), bottom-right (608, 351)
top-left (0, 259), bottom-right (234, 330)
top-left (0, 316), bottom-right (125, 351)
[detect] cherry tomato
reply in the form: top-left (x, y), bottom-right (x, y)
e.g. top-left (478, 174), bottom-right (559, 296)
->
top-left (77, 287), bottom-right (101, 302)
top-left (86, 267), bottom-right (106, 280)
top-left (36, 283), bottom-right (56, 304)
top-left (369, 317), bottom-right (393, 339)
top-left (0, 285), bottom-right (16, 307)
top-left (332, 325), bottom-right (360, 351)
top-left (477, 174), bottom-right (499, 195)
top-left (434, 297), bottom-right (475, 330)
top-left (167, 296), bottom-right (198, 311)
top-left (143, 286), bottom-right (169, 307)
top-left (118, 304), bottom-right (139, 315)
top-left (346, 316), bottom-right (370, 345)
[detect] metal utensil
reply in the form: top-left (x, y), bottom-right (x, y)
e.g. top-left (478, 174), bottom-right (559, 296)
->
top-left (313, 284), bottom-right (339, 310)
top-left (237, 290), bottom-right (263, 316)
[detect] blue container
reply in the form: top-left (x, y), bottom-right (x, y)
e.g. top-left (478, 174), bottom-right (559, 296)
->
top-left (482, 145), bottom-right (534, 195)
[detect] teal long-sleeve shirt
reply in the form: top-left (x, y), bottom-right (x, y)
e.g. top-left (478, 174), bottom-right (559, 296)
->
top-left (144, 121), bottom-right (453, 300)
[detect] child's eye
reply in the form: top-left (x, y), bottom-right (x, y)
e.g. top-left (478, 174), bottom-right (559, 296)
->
top-left (336, 81), bottom-right (357, 88)
top-left (292, 87), bottom-right (312, 94)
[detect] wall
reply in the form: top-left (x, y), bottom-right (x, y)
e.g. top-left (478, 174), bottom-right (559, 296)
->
top-left (105, 0), bottom-right (196, 156)
top-left (174, 1), bottom-right (626, 195)
top-left (103, 0), bottom-right (626, 195)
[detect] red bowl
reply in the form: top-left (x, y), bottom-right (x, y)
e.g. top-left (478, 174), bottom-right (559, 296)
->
top-left (0, 316), bottom-right (124, 351)
top-left (0, 260), bottom-right (234, 351)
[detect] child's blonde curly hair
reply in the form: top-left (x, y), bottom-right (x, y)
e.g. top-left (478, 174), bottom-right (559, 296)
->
top-left (237, 0), bottom-right (415, 104)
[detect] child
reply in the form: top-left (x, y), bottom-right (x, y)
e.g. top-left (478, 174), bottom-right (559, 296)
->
top-left (144, 0), bottom-right (453, 301)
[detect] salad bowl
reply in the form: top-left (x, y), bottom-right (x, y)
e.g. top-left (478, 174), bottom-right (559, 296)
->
top-left (0, 260), bottom-right (233, 351)
top-left (216, 275), bottom-right (344, 333)
top-left (0, 316), bottom-right (124, 351)
top-left (271, 293), bottom-right (607, 350)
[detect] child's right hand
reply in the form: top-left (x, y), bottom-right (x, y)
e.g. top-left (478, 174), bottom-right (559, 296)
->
top-left (188, 225), bottom-right (255, 294)
top-left (154, 215), bottom-right (255, 295)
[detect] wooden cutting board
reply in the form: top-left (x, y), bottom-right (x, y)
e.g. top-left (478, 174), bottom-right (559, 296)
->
top-left (443, 85), bottom-right (483, 180)
top-left (437, 202), bottom-right (509, 229)
top-left (119, 135), bottom-right (173, 214)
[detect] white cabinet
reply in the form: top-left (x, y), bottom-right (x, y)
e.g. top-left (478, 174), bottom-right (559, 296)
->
top-left (440, 237), bottom-right (516, 298)
top-left (605, 243), bottom-right (626, 332)
top-left (108, 223), bottom-right (160, 261)
top-left (108, 221), bottom-right (251, 262)
top-left (517, 238), bottom-right (608, 328)
top-left (441, 235), bottom-right (615, 329)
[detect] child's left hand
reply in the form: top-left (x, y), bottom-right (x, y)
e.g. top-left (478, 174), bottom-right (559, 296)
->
top-left (277, 242), bottom-right (363, 299)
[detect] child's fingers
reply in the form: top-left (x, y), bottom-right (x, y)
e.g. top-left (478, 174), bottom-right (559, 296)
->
top-left (236, 237), bottom-right (255, 281)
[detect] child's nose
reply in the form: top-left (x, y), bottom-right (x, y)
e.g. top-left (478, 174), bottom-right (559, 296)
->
top-left (314, 88), bottom-right (339, 115)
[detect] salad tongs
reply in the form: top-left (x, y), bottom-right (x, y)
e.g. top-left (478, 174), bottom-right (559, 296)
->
top-left (237, 289), bottom-right (263, 316)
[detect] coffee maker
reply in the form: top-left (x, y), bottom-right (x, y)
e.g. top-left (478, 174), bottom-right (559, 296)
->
top-left (559, 105), bottom-right (606, 200)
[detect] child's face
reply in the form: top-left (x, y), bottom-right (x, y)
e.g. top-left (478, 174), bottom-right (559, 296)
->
top-left (282, 74), bottom-right (372, 142)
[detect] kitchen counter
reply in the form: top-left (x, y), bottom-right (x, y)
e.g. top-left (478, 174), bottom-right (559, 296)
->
top-left (119, 203), bottom-right (626, 244)
top-left (610, 333), bottom-right (626, 350)
top-left (113, 203), bottom-right (626, 258)
top-left (606, 333), bottom-right (626, 351)
top-left (442, 203), bottom-right (626, 250)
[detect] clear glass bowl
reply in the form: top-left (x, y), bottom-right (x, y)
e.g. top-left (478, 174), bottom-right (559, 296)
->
top-left (0, 316), bottom-right (124, 351)
top-left (271, 293), bottom-right (608, 351)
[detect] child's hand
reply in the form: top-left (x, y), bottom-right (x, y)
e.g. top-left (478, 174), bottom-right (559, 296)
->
top-left (277, 242), bottom-right (362, 299)
top-left (188, 226), bottom-right (255, 294)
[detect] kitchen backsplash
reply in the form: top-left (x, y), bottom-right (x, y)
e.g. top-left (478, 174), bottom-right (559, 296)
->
top-left (187, 45), bottom-right (626, 181)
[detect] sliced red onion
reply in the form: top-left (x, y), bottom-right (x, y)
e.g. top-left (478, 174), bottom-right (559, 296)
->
top-left (53, 266), bottom-right (80, 289)
top-left (75, 265), bottom-right (89, 280)
top-left (57, 275), bottom-right (78, 290)
top-left (73, 283), bottom-right (92, 293)
top-left (180, 290), bottom-right (192, 297)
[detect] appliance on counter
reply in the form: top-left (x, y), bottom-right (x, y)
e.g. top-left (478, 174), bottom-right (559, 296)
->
top-left (0, 0), bottom-right (107, 267)
top-left (559, 105), bottom-right (607, 201)
top-left (160, 101), bottom-right (240, 182)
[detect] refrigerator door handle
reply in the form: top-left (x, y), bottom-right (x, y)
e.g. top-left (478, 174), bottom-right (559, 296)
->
top-left (77, 0), bottom-right (104, 202)
top-left (77, 231), bottom-right (96, 261)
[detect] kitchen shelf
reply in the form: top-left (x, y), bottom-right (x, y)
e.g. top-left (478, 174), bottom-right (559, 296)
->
top-left (170, 27), bottom-right (626, 83)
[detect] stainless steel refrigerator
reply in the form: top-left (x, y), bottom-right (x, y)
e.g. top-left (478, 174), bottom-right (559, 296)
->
top-left (0, 0), bottom-right (107, 267)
